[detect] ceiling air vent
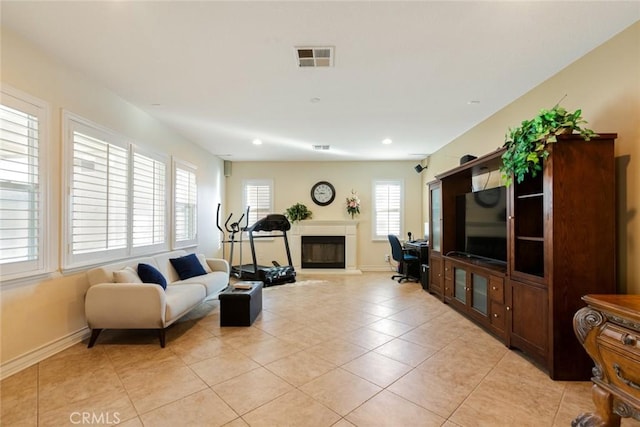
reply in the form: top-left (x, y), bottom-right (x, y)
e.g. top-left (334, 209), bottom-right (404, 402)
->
top-left (295, 46), bottom-right (334, 67)
top-left (312, 145), bottom-right (331, 151)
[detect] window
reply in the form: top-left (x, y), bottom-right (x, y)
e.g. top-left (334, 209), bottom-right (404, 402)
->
top-left (0, 87), bottom-right (50, 280)
top-left (132, 150), bottom-right (167, 253)
top-left (66, 115), bottom-right (129, 266)
top-left (173, 160), bottom-right (197, 248)
top-left (243, 179), bottom-right (273, 226)
top-left (64, 112), bottom-right (170, 268)
top-left (373, 180), bottom-right (403, 239)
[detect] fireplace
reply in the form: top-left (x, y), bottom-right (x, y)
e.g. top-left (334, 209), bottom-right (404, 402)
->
top-left (301, 235), bottom-right (345, 269)
top-left (289, 220), bottom-right (360, 273)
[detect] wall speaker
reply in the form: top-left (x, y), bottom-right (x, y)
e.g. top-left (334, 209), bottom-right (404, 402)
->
top-left (459, 154), bottom-right (477, 165)
top-left (223, 160), bottom-right (232, 177)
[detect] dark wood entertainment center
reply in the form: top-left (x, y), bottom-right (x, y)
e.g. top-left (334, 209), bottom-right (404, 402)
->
top-left (428, 134), bottom-right (617, 380)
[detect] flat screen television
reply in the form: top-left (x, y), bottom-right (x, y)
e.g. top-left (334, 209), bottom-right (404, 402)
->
top-left (458, 186), bottom-right (507, 262)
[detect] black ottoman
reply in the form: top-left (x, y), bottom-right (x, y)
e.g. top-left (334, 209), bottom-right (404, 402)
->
top-left (219, 281), bottom-right (263, 326)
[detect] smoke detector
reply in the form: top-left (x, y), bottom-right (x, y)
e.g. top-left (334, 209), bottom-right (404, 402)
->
top-left (295, 46), bottom-right (334, 67)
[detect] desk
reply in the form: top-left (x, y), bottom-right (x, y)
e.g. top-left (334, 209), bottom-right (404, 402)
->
top-left (404, 240), bottom-right (429, 264)
top-left (403, 241), bottom-right (429, 289)
top-left (573, 295), bottom-right (640, 426)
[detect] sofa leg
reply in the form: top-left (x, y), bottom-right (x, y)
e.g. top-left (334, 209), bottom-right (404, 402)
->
top-left (88, 329), bottom-right (102, 348)
top-left (158, 328), bottom-right (166, 348)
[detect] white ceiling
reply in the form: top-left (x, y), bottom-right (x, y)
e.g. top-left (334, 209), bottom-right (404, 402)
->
top-left (2, 1), bottom-right (639, 162)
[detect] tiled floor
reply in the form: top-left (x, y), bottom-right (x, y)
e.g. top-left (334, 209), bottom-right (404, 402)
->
top-left (2, 272), bottom-right (638, 426)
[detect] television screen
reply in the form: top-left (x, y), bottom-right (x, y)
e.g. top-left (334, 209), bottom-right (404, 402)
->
top-left (463, 186), bottom-right (507, 262)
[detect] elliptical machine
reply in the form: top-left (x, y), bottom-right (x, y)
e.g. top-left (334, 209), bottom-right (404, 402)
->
top-left (216, 203), bottom-right (250, 278)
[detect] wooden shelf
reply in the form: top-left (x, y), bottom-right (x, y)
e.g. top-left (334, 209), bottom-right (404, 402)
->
top-left (516, 236), bottom-right (544, 242)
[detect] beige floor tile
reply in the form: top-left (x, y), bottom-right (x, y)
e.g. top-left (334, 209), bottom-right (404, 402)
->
top-left (332, 419), bottom-right (356, 427)
top-left (116, 416), bottom-right (144, 427)
top-left (122, 365), bottom-right (207, 413)
top-left (212, 367), bottom-right (293, 415)
top-left (254, 316), bottom-right (308, 337)
top-left (342, 351), bottom-right (413, 387)
top-left (366, 318), bottom-right (415, 337)
top-left (265, 350), bottom-right (336, 386)
top-left (345, 390), bottom-right (445, 427)
top-left (449, 372), bottom-right (564, 426)
top-left (388, 356), bottom-right (492, 418)
top-left (233, 335), bottom-right (305, 365)
top-left (356, 302), bottom-right (401, 317)
top-left (223, 417), bottom-right (250, 427)
top-left (242, 389), bottom-right (341, 427)
top-left (299, 368), bottom-right (382, 416)
top-left (0, 365), bottom-right (37, 426)
top-left (0, 273), bottom-right (607, 427)
top-left (38, 390), bottom-right (137, 427)
top-left (387, 304), bottom-right (447, 326)
top-left (139, 389), bottom-right (237, 426)
top-left (171, 335), bottom-right (229, 365)
top-left (278, 326), bottom-right (337, 348)
top-left (38, 359), bottom-right (125, 415)
top-left (373, 338), bottom-right (439, 367)
top-left (189, 349), bottom-right (261, 386)
top-left (341, 327), bottom-right (395, 350)
top-left (553, 382), bottom-right (594, 426)
top-left (306, 338), bottom-right (369, 366)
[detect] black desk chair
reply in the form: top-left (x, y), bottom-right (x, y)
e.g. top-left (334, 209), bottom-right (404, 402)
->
top-left (388, 234), bottom-right (419, 283)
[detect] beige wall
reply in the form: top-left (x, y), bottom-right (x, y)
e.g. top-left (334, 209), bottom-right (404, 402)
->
top-left (0, 28), bottom-right (225, 372)
top-left (224, 161), bottom-right (424, 271)
top-left (423, 22), bottom-right (640, 293)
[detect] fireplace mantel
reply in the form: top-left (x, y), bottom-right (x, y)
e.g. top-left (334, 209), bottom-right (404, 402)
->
top-left (289, 220), bottom-right (360, 274)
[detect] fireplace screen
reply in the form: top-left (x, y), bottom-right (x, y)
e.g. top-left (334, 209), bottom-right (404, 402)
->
top-left (301, 235), bottom-right (346, 269)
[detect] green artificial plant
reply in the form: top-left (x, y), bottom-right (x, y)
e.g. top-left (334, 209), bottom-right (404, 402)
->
top-left (285, 203), bottom-right (312, 223)
top-left (500, 104), bottom-right (597, 185)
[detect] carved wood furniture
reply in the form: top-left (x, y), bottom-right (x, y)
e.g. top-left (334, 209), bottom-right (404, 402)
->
top-left (428, 134), bottom-right (617, 380)
top-left (573, 295), bottom-right (640, 426)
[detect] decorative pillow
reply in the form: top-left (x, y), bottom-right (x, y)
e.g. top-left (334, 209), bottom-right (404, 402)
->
top-left (113, 266), bottom-right (142, 283)
top-left (170, 253), bottom-right (207, 280)
top-left (137, 263), bottom-right (167, 290)
top-left (196, 253), bottom-right (213, 273)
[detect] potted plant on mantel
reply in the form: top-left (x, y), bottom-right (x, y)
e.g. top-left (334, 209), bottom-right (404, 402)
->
top-left (284, 203), bottom-right (312, 223)
top-left (500, 104), bottom-right (597, 185)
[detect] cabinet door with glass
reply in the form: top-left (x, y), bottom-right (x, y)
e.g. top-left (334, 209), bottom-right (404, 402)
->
top-left (428, 181), bottom-right (441, 254)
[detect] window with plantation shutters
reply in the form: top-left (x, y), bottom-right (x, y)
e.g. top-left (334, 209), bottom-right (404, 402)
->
top-left (0, 87), bottom-right (50, 280)
top-left (132, 150), bottom-right (166, 252)
top-left (243, 179), bottom-right (273, 227)
top-left (173, 160), bottom-right (197, 248)
top-left (373, 180), bottom-right (403, 240)
top-left (67, 118), bottom-right (129, 266)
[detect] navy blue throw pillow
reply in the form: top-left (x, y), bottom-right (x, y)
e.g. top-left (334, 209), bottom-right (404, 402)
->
top-left (137, 263), bottom-right (167, 290)
top-left (170, 253), bottom-right (207, 280)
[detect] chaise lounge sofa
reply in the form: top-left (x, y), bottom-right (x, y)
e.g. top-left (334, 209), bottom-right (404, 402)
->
top-left (85, 250), bottom-right (229, 347)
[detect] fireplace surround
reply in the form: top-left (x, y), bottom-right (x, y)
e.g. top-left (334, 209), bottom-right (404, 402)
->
top-left (289, 220), bottom-right (360, 273)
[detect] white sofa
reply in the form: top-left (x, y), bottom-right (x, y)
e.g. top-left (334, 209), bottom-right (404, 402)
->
top-left (85, 250), bottom-right (229, 347)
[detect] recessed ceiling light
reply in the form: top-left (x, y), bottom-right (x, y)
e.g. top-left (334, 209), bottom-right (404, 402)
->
top-left (382, 138), bottom-right (392, 145)
top-left (252, 139), bottom-right (263, 145)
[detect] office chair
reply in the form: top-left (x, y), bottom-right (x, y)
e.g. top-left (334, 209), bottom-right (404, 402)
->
top-left (387, 234), bottom-right (419, 283)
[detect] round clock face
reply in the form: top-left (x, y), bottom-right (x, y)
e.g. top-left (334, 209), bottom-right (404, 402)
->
top-left (311, 181), bottom-right (336, 206)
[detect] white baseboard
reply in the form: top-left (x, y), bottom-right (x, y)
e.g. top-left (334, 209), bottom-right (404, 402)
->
top-left (1, 327), bottom-right (90, 380)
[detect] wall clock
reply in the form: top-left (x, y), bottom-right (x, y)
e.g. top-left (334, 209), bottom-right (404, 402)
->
top-left (311, 181), bottom-right (336, 206)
